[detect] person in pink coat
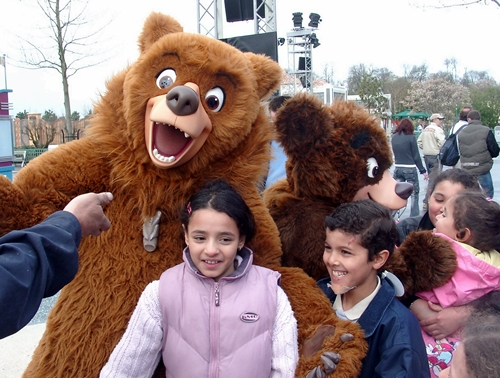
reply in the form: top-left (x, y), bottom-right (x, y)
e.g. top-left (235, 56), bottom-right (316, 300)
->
top-left (413, 191), bottom-right (500, 377)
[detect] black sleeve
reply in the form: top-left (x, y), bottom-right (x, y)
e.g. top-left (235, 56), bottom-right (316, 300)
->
top-left (486, 130), bottom-right (499, 158)
top-left (411, 137), bottom-right (426, 174)
top-left (0, 211), bottom-right (81, 338)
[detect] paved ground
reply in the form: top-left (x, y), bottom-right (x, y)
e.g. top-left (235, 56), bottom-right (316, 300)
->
top-left (1, 157), bottom-right (499, 377)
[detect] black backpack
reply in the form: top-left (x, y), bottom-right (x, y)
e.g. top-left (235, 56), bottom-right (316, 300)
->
top-left (439, 124), bottom-right (467, 166)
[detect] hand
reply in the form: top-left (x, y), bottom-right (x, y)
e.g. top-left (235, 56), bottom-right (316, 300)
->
top-left (63, 192), bottom-right (113, 238)
top-left (423, 172), bottom-right (429, 181)
top-left (419, 301), bottom-right (471, 340)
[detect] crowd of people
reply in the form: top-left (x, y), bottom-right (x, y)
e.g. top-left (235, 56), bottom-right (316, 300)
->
top-left (2, 99), bottom-right (499, 377)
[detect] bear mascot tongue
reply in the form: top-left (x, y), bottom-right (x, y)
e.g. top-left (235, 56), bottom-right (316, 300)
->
top-left (0, 13), bottom-right (367, 378)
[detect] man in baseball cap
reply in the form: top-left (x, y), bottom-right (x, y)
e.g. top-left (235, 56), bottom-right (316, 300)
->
top-left (417, 112), bottom-right (446, 207)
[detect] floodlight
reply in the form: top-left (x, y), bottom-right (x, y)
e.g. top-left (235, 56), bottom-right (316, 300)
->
top-left (308, 13), bottom-right (322, 28)
top-left (309, 33), bottom-right (320, 48)
top-left (292, 12), bottom-right (303, 28)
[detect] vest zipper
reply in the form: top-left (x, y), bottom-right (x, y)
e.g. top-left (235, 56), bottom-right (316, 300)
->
top-left (214, 282), bottom-right (220, 306)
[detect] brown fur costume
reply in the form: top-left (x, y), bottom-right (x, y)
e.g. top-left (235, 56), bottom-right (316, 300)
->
top-left (0, 14), bottom-right (367, 378)
top-left (263, 93), bottom-right (457, 297)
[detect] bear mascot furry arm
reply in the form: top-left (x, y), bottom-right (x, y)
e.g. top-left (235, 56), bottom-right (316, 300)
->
top-left (0, 14), bottom-right (366, 378)
top-left (263, 93), bottom-right (458, 299)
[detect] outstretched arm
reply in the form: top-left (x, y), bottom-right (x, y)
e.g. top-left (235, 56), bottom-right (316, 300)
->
top-left (0, 192), bottom-right (113, 339)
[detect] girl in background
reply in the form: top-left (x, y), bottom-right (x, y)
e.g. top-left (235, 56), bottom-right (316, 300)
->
top-left (101, 180), bottom-right (298, 378)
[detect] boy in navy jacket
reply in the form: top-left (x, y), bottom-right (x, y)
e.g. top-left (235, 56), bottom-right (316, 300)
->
top-left (317, 200), bottom-right (429, 378)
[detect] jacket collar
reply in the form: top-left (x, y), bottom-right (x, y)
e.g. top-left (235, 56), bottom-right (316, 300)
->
top-left (182, 246), bottom-right (254, 281)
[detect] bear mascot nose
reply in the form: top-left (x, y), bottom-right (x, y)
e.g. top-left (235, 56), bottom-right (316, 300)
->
top-left (395, 181), bottom-right (413, 200)
top-left (166, 86), bottom-right (199, 116)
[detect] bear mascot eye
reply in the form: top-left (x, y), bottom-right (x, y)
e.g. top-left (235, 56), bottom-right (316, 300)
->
top-left (156, 68), bottom-right (177, 89)
top-left (366, 157), bottom-right (379, 178)
top-left (205, 87), bottom-right (225, 112)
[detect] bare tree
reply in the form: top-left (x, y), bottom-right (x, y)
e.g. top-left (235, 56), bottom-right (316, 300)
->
top-left (19, 0), bottom-right (110, 141)
top-left (23, 115), bottom-right (56, 148)
top-left (321, 62), bottom-right (335, 84)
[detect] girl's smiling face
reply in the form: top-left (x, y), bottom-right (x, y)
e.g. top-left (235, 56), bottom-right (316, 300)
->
top-left (428, 181), bottom-right (466, 226)
top-left (184, 208), bottom-right (245, 281)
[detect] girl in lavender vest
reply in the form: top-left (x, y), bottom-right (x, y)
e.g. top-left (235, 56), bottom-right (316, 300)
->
top-left (100, 180), bottom-right (298, 378)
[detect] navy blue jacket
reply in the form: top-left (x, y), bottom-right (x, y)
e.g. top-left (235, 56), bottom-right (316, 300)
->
top-left (0, 211), bottom-right (81, 338)
top-left (317, 277), bottom-right (430, 378)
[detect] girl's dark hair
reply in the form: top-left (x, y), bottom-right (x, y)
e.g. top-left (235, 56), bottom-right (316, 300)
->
top-left (451, 190), bottom-right (500, 251)
top-left (181, 180), bottom-right (256, 243)
top-left (393, 118), bottom-right (414, 135)
top-left (324, 200), bottom-right (397, 261)
top-left (462, 291), bottom-right (500, 378)
top-left (427, 168), bottom-right (480, 197)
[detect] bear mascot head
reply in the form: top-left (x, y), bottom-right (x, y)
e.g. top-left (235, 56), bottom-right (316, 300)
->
top-left (0, 13), bottom-right (367, 378)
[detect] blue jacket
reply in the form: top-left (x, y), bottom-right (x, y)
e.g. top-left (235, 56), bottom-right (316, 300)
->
top-left (0, 211), bottom-right (81, 338)
top-left (317, 277), bottom-right (430, 378)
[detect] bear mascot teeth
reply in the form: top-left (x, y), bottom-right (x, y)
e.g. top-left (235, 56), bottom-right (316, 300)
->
top-left (0, 13), bottom-right (368, 378)
top-left (263, 92), bottom-right (457, 299)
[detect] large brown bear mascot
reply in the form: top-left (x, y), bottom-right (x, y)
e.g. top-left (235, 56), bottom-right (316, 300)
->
top-left (263, 93), bottom-right (457, 299)
top-left (0, 13), bottom-right (367, 378)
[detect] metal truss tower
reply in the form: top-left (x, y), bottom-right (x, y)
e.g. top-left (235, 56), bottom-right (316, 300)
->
top-left (286, 28), bottom-right (316, 95)
top-left (196, 0), bottom-right (276, 39)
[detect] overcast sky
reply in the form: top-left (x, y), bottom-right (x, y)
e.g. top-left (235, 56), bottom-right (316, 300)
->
top-left (1, 0), bottom-right (499, 116)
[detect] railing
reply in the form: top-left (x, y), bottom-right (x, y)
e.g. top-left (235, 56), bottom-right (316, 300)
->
top-left (18, 148), bottom-right (48, 165)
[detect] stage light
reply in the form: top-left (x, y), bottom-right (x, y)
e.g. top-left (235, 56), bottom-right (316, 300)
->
top-left (277, 37), bottom-right (285, 46)
top-left (308, 13), bottom-right (322, 29)
top-left (309, 33), bottom-right (320, 48)
top-left (292, 12), bottom-right (303, 28)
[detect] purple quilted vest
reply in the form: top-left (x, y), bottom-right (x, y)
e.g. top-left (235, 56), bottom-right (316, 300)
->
top-left (158, 247), bottom-right (279, 378)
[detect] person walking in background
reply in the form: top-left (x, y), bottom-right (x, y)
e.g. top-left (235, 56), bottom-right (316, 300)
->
top-left (416, 118), bottom-right (427, 132)
top-left (101, 180), bottom-right (298, 378)
top-left (1, 192), bottom-right (113, 338)
top-left (417, 113), bottom-right (446, 176)
top-left (263, 95), bottom-right (291, 190)
top-left (418, 113), bottom-right (446, 208)
top-left (447, 106), bottom-right (471, 168)
top-left (457, 110), bottom-right (499, 199)
top-left (391, 118), bottom-right (428, 216)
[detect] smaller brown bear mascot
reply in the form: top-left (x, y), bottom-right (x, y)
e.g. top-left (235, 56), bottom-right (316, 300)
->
top-left (263, 93), bottom-right (457, 300)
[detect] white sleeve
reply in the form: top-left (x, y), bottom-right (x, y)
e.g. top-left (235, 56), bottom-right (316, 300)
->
top-left (270, 286), bottom-right (299, 378)
top-left (100, 281), bottom-right (163, 378)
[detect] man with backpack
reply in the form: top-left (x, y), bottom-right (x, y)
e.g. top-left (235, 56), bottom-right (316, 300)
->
top-left (448, 106), bottom-right (471, 167)
top-left (458, 110), bottom-right (499, 199)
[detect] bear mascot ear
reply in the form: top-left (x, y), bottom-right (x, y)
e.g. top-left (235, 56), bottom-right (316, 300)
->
top-left (244, 52), bottom-right (283, 100)
top-left (138, 12), bottom-right (183, 53)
